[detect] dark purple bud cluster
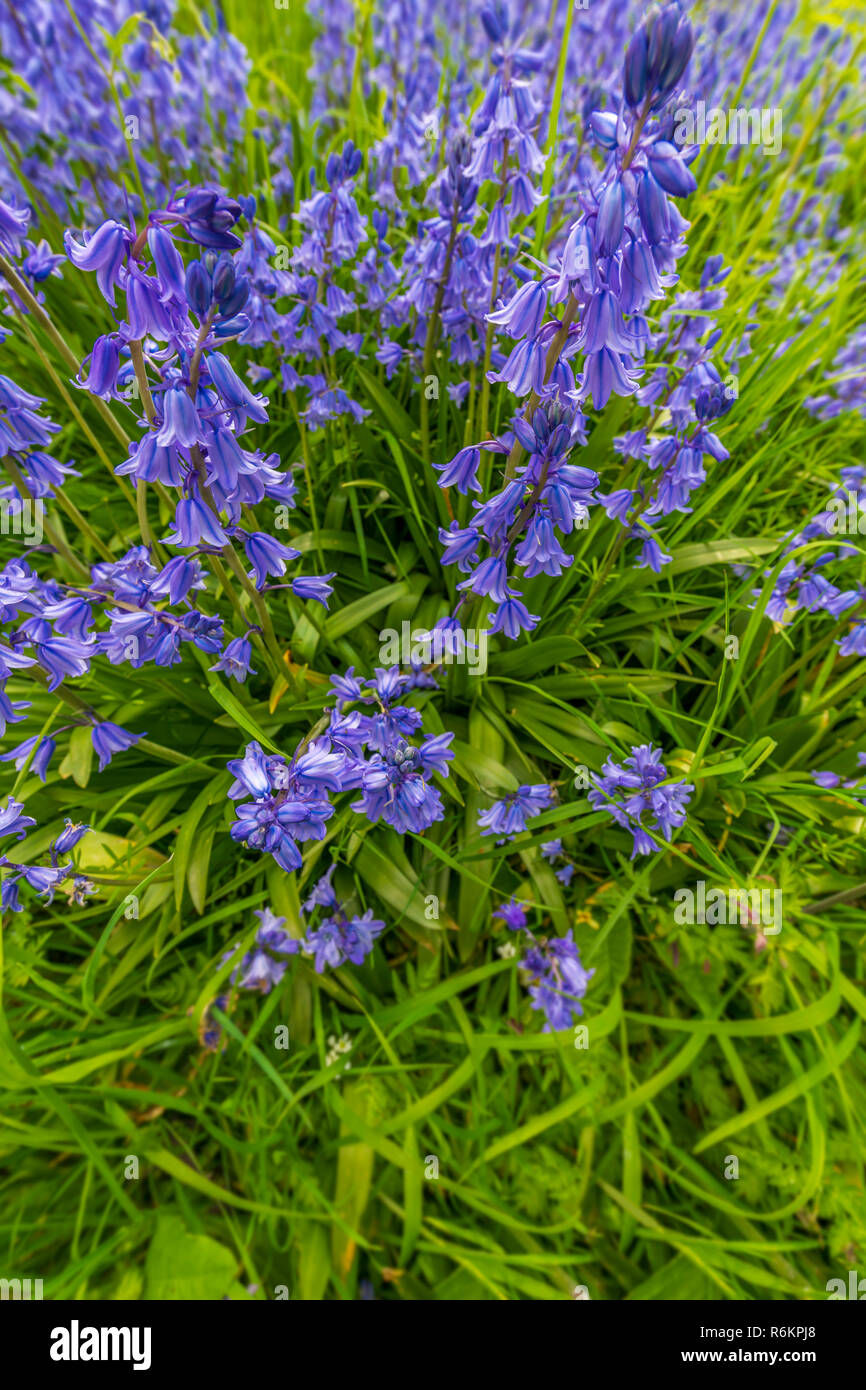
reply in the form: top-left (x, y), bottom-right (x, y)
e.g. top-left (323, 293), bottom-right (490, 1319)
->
top-left (624, 3), bottom-right (695, 112)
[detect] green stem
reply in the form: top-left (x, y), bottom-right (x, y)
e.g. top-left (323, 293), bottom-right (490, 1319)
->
top-left (213, 550), bottom-right (285, 682)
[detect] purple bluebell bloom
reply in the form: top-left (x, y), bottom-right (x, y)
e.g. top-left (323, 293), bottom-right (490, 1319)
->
top-left (0, 734), bottom-right (55, 781)
top-left (91, 721), bottom-right (145, 772)
top-left (494, 898), bottom-right (529, 931)
top-left (291, 573), bottom-right (336, 607)
top-left (478, 784), bottom-right (553, 839)
top-left (64, 220), bottom-right (132, 304)
top-left (589, 744), bottom-right (693, 858)
top-left (0, 797), bottom-right (36, 843)
top-left (210, 635), bottom-right (257, 682)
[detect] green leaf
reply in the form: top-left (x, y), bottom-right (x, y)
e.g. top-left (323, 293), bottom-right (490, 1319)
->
top-left (144, 1212), bottom-right (239, 1300)
top-left (331, 1079), bottom-right (381, 1276)
top-left (323, 580), bottom-right (409, 640)
top-left (58, 725), bottom-right (93, 789)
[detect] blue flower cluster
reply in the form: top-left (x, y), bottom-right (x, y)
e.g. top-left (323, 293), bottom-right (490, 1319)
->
top-left (227, 665), bottom-right (455, 870)
top-left (487, 3), bottom-right (696, 412)
top-left (428, 3), bottom-right (743, 624)
top-left (494, 897), bottom-right (594, 1032)
top-left (221, 873), bottom-right (385, 999)
top-left (478, 782), bottom-right (553, 839)
top-left (0, 801), bottom-right (89, 912)
top-left (749, 465), bottom-right (865, 658)
top-left (438, 401), bottom-right (599, 638)
top-left (228, 739), bottom-right (344, 873)
top-left (67, 191), bottom-right (332, 602)
top-left (0, 186), bottom-right (342, 790)
top-left (0, 551), bottom-right (146, 779)
top-left (588, 743), bottom-right (694, 858)
top-left (0, 2), bottom-right (249, 222)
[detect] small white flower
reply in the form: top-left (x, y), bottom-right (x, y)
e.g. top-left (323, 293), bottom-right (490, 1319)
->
top-left (326, 1033), bottom-right (354, 1068)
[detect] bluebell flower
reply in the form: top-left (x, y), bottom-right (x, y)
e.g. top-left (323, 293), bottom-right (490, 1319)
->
top-left (478, 784), bottom-right (553, 838)
top-left (293, 740), bottom-right (347, 792)
top-left (146, 224), bottom-right (187, 301)
top-left (0, 642), bottom-right (35, 681)
top-left (64, 220), bottom-right (132, 304)
top-left (524, 930), bottom-right (594, 1032)
top-left (635, 533), bottom-right (672, 573)
top-left (342, 911), bottom-right (385, 965)
top-left (0, 797), bottom-right (37, 842)
top-left (227, 736), bottom-right (344, 872)
top-left (41, 596), bottom-right (94, 641)
top-left (487, 280), bottom-right (547, 340)
top-left (156, 386), bottom-right (202, 449)
top-left (210, 635), bottom-right (257, 682)
top-left (623, 24), bottom-right (649, 107)
top-left (292, 574), bottom-right (336, 607)
top-left (237, 949), bottom-right (287, 992)
top-left (91, 721), bottom-right (145, 772)
top-left (227, 741), bottom-right (275, 798)
top-left (838, 623), bottom-right (866, 657)
top-left (648, 141), bottom-right (697, 197)
top-left (304, 919), bottom-right (345, 972)
top-left (186, 258), bottom-right (213, 318)
top-left (149, 556), bottom-right (206, 605)
top-left (13, 861), bottom-right (71, 906)
top-left (514, 512), bottom-right (572, 578)
top-left (493, 898), bottom-right (528, 931)
top-left (487, 596), bottom-right (539, 639)
top-left (458, 555), bottom-right (511, 603)
top-left (588, 744), bottom-right (693, 858)
top-left (329, 667), bottom-right (365, 710)
top-left (0, 734), bottom-right (55, 781)
top-left (439, 522), bottom-right (481, 572)
top-left (418, 732), bottom-right (455, 778)
top-left (595, 179), bottom-right (626, 257)
top-left (598, 489), bottom-right (635, 524)
top-left (78, 335), bottom-right (121, 399)
top-left (579, 346), bottom-right (641, 411)
top-left (164, 495), bottom-right (229, 548)
top-left (207, 351), bottom-right (269, 425)
top-left (0, 196), bottom-right (30, 256)
top-left (352, 736), bottom-right (447, 835)
top-left (811, 770), bottom-right (841, 789)
top-left (243, 532), bottom-right (301, 589)
top-left (20, 237), bottom-right (63, 283)
top-left (169, 188), bottom-right (244, 250)
top-left (51, 820), bottom-right (89, 856)
top-left (434, 445), bottom-right (481, 494)
top-left (297, 863), bottom-right (385, 973)
top-left (30, 629), bottom-right (94, 691)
